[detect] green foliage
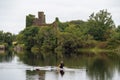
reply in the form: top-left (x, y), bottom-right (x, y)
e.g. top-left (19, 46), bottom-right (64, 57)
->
top-left (17, 26), bottom-right (39, 50)
top-left (35, 26), bottom-right (57, 55)
top-left (0, 31), bottom-right (14, 49)
top-left (65, 25), bottom-right (82, 37)
top-left (108, 26), bottom-right (120, 48)
top-left (58, 22), bottom-right (69, 32)
top-left (110, 31), bottom-right (120, 41)
top-left (55, 17), bottom-right (60, 22)
top-left (0, 31), bottom-right (4, 43)
top-left (69, 20), bottom-right (85, 25)
top-left (87, 10), bottom-right (115, 41)
top-left (17, 9), bottom-right (120, 57)
top-left (56, 32), bottom-right (82, 56)
top-left (26, 14), bottom-right (35, 27)
top-left (116, 25), bottom-right (120, 32)
top-left (3, 32), bottom-right (13, 46)
top-left (0, 31), bottom-right (13, 45)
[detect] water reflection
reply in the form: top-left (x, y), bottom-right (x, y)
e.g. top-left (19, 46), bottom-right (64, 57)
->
top-left (0, 51), bottom-right (26, 80)
top-left (45, 71), bottom-right (77, 80)
top-left (60, 70), bottom-right (65, 76)
top-left (18, 51), bottom-right (58, 66)
top-left (18, 51), bottom-right (120, 80)
top-left (1, 51), bottom-right (120, 80)
top-left (87, 56), bottom-right (113, 80)
top-left (0, 50), bottom-right (13, 62)
top-left (26, 69), bottom-right (88, 80)
top-left (26, 70), bottom-right (41, 80)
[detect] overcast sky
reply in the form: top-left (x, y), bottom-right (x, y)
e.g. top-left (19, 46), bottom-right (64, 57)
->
top-left (0, 0), bottom-right (120, 34)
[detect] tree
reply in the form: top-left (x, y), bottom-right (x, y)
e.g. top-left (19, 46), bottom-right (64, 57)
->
top-left (0, 31), bottom-right (4, 43)
top-left (26, 14), bottom-right (35, 27)
top-left (110, 25), bottom-right (120, 40)
top-left (88, 10), bottom-right (115, 41)
top-left (17, 27), bottom-right (39, 50)
top-left (3, 32), bottom-right (13, 46)
top-left (35, 26), bottom-right (57, 55)
top-left (53, 18), bottom-right (69, 32)
top-left (116, 25), bottom-right (120, 32)
top-left (69, 20), bottom-right (85, 25)
top-left (56, 31), bottom-right (83, 56)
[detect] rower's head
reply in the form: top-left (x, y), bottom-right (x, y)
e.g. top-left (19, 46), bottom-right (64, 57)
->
top-left (61, 61), bottom-right (63, 63)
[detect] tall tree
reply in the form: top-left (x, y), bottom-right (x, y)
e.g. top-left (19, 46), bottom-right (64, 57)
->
top-left (88, 10), bottom-right (115, 41)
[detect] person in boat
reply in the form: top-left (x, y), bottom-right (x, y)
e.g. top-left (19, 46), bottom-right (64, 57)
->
top-left (59, 61), bottom-right (64, 76)
top-left (59, 61), bottom-right (64, 69)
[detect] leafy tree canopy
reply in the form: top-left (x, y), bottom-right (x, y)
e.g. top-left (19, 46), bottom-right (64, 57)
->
top-left (88, 9), bottom-right (115, 41)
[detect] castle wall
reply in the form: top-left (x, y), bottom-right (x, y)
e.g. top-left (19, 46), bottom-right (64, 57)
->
top-left (32, 12), bottom-right (46, 26)
top-left (38, 12), bottom-right (45, 24)
top-left (26, 12), bottom-right (56, 27)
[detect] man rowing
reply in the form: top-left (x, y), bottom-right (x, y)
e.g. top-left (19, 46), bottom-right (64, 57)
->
top-left (59, 61), bottom-right (64, 69)
top-left (59, 61), bottom-right (64, 76)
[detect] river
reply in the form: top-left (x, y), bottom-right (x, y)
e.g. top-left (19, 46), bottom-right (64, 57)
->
top-left (0, 51), bottom-right (120, 80)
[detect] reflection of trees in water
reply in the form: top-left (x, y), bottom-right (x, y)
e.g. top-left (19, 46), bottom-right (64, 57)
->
top-left (99, 52), bottom-right (120, 76)
top-left (87, 53), bottom-right (114, 80)
top-left (0, 51), bottom-right (13, 62)
top-left (26, 70), bottom-right (45, 80)
top-left (18, 51), bottom-right (58, 66)
top-left (18, 51), bottom-right (120, 80)
top-left (18, 51), bottom-right (90, 67)
top-left (107, 53), bottom-right (120, 74)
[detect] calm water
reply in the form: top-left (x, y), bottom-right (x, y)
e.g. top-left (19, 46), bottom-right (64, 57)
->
top-left (0, 51), bottom-right (120, 80)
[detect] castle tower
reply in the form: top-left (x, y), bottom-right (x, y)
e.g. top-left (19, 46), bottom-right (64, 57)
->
top-left (38, 12), bottom-right (46, 24)
top-left (32, 11), bottom-right (46, 26)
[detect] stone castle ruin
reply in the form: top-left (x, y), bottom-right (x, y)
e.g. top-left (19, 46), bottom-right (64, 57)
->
top-left (26, 11), bottom-right (58, 28)
top-left (33, 12), bottom-right (46, 26)
top-left (26, 11), bottom-right (53, 27)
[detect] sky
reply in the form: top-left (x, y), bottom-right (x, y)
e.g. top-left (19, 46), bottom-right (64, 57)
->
top-left (0, 0), bottom-right (120, 34)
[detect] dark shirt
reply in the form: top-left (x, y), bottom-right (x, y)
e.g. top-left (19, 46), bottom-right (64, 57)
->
top-left (60, 63), bottom-right (64, 68)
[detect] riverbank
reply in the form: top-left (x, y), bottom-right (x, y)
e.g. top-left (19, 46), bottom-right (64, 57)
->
top-left (79, 47), bottom-right (113, 54)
